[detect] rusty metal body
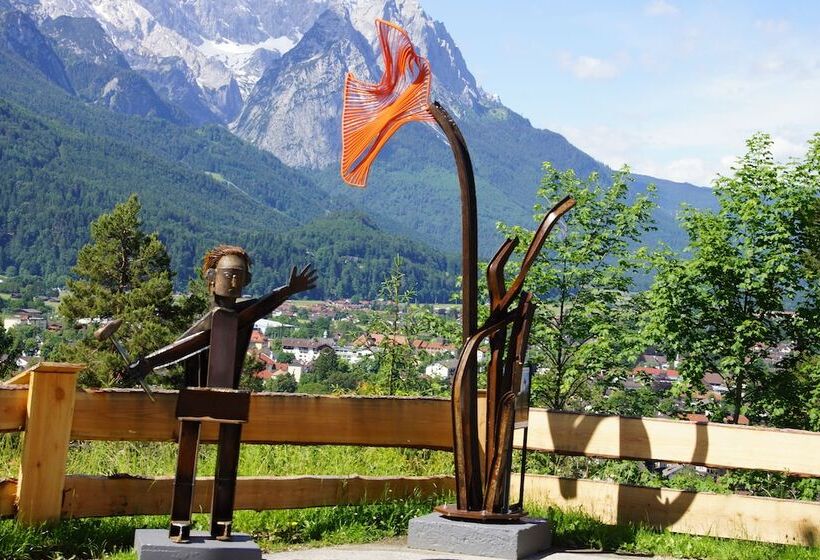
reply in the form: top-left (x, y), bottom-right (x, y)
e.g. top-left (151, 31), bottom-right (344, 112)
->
top-left (168, 306), bottom-right (249, 543)
top-left (128, 254), bottom-right (316, 542)
top-left (427, 99), bottom-right (575, 521)
top-left (437, 190), bottom-right (576, 521)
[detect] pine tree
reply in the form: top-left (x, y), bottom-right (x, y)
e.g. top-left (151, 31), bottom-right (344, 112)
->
top-left (56, 195), bottom-right (200, 386)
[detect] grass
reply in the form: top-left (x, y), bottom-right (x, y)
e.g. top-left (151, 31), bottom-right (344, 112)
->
top-left (2, 435), bottom-right (819, 559)
top-left (2, 500), bottom-right (818, 560)
top-left (0, 497), bottom-right (444, 559)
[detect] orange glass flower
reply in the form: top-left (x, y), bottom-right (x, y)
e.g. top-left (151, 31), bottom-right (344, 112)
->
top-left (341, 19), bottom-right (435, 187)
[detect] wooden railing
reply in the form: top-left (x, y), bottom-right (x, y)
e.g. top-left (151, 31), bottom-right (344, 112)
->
top-left (1, 363), bottom-right (818, 546)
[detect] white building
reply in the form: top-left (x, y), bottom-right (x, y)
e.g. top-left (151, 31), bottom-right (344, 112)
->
top-left (336, 345), bottom-right (373, 365)
top-left (281, 338), bottom-right (335, 364)
top-left (425, 359), bottom-right (458, 380)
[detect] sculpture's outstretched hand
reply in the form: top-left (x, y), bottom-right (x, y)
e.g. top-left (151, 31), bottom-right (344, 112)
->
top-left (288, 264), bottom-right (317, 294)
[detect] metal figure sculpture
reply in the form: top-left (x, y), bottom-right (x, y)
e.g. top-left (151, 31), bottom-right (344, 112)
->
top-left (341, 19), bottom-right (575, 520)
top-left (122, 246), bottom-right (316, 542)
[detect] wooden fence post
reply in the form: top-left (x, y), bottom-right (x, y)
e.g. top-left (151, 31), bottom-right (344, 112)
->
top-left (15, 362), bottom-right (84, 525)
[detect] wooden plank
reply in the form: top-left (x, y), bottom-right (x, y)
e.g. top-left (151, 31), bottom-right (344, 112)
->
top-left (4, 370), bottom-right (31, 386)
top-left (16, 365), bottom-right (80, 525)
top-left (0, 385), bottom-right (28, 432)
top-left (520, 410), bottom-right (820, 477)
top-left (69, 390), bottom-right (453, 449)
top-left (519, 474), bottom-right (820, 547)
top-left (61, 474), bottom-right (455, 518)
top-left (0, 479), bottom-right (16, 518)
top-left (5, 362), bottom-right (85, 386)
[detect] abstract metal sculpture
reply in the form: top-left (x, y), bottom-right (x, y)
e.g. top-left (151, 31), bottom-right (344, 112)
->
top-left (341, 19), bottom-right (575, 520)
top-left (124, 247), bottom-right (316, 541)
top-left (437, 196), bottom-right (575, 519)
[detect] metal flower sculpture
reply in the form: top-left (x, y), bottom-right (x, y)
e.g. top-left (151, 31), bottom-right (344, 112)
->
top-left (341, 19), bottom-right (435, 187)
top-left (341, 19), bottom-right (575, 521)
top-left (341, 20), bottom-right (477, 348)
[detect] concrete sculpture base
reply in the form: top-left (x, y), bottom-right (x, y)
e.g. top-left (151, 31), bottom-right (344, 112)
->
top-left (134, 529), bottom-right (261, 560)
top-left (407, 513), bottom-right (552, 560)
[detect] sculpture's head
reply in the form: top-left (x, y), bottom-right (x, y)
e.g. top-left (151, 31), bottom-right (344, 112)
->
top-left (203, 245), bottom-right (252, 300)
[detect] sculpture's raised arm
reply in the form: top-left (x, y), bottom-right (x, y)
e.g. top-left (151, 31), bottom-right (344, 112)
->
top-left (124, 262), bottom-right (316, 383)
top-left (237, 264), bottom-right (316, 325)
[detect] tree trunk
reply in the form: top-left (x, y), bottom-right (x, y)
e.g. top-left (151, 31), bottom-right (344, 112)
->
top-left (731, 372), bottom-right (744, 424)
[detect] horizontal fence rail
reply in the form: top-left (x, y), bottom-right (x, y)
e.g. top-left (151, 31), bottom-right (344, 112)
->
top-left (0, 479), bottom-right (14, 517)
top-left (58, 474), bottom-right (456, 518)
top-left (519, 474), bottom-right (820, 547)
top-left (522, 409), bottom-right (820, 478)
top-left (4, 386), bottom-right (817, 476)
top-left (69, 390), bottom-right (454, 448)
top-left (1, 363), bottom-right (819, 547)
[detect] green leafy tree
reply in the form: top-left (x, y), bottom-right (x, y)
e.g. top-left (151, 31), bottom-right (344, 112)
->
top-left (499, 164), bottom-right (656, 410)
top-left (646, 134), bottom-right (820, 426)
top-left (267, 372), bottom-right (298, 393)
top-left (363, 256), bottom-right (440, 396)
top-left (0, 325), bottom-right (20, 378)
top-left (8, 324), bottom-right (43, 357)
top-left (238, 354), bottom-right (264, 392)
top-left (299, 348), bottom-right (360, 393)
top-left (55, 195), bottom-right (198, 386)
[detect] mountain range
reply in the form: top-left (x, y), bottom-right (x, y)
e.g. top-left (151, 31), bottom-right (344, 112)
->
top-left (0, 0), bottom-right (717, 300)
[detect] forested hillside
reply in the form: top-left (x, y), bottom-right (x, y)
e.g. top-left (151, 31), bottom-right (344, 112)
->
top-left (0, 33), bottom-right (458, 300)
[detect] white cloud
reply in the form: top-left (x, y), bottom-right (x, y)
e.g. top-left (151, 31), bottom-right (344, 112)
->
top-left (771, 135), bottom-right (808, 160)
top-left (645, 0), bottom-right (680, 17)
top-left (557, 52), bottom-right (620, 80)
top-left (664, 158), bottom-right (708, 183)
top-left (755, 54), bottom-right (787, 75)
top-left (720, 155), bottom-right (738, 171)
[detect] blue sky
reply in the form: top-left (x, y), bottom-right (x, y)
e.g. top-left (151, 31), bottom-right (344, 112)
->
top-left (423, 1), bottom-right (820, 186)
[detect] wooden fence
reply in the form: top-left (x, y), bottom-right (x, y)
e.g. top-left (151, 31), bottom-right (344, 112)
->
top-left (1, 362), bottom-right (819, 546)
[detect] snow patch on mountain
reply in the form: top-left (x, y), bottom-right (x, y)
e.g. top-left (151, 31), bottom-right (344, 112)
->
top-left (196, 34), bottom-right (295, 96)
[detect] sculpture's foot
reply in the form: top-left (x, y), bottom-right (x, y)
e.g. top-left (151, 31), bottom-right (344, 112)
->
top-left (169, 520), bottom-right (192, 543)
top-left (434, 503), bottom-right (527, 522)
top-left (212, 520), bottom-right (233, 541)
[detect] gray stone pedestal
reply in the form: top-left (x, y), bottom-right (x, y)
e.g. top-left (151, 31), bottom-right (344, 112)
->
top-left (134, 529), bottom-right (261, 560)
top-left (407, 513), bottom-right (552, 559)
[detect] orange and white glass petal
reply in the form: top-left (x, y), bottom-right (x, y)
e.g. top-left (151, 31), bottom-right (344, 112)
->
top-left (341, 19), bottom-right (435, 187)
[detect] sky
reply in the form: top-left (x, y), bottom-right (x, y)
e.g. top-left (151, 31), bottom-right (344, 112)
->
top-left (423, 0), bottom-right (820, 187)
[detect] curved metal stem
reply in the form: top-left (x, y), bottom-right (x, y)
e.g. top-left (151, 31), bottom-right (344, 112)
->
top-left (430, 101), bottom-right (478, 340)
top-left (429, 101), bottom-right (482, 510)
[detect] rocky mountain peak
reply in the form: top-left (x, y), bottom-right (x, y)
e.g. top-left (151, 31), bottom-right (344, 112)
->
top-left (1, 9), bottom-right (74, 92)
top-left (42, 15), bottom-right (128, 67)
top-left (232, 6), bottom-right (377, 167)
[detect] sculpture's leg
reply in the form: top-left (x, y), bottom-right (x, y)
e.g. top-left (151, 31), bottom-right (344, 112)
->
top-left (169, 419), bottom-right (201, 543)
top-left (430, 102), bottom-right (482, 512)
top-left (206, 307), bottom-right (241, 539)
top-left (451, 359), bottom-right (483, 510)
top-left (210, 423), bottom-right (242, 540)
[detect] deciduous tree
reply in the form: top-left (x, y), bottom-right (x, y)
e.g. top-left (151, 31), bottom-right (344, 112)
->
top-left (646, 134), bottom-right (820, 426)
top-left (499, 164), bottom-right (656, 410)
top-left (0, 325), bottom-right (19, 378)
